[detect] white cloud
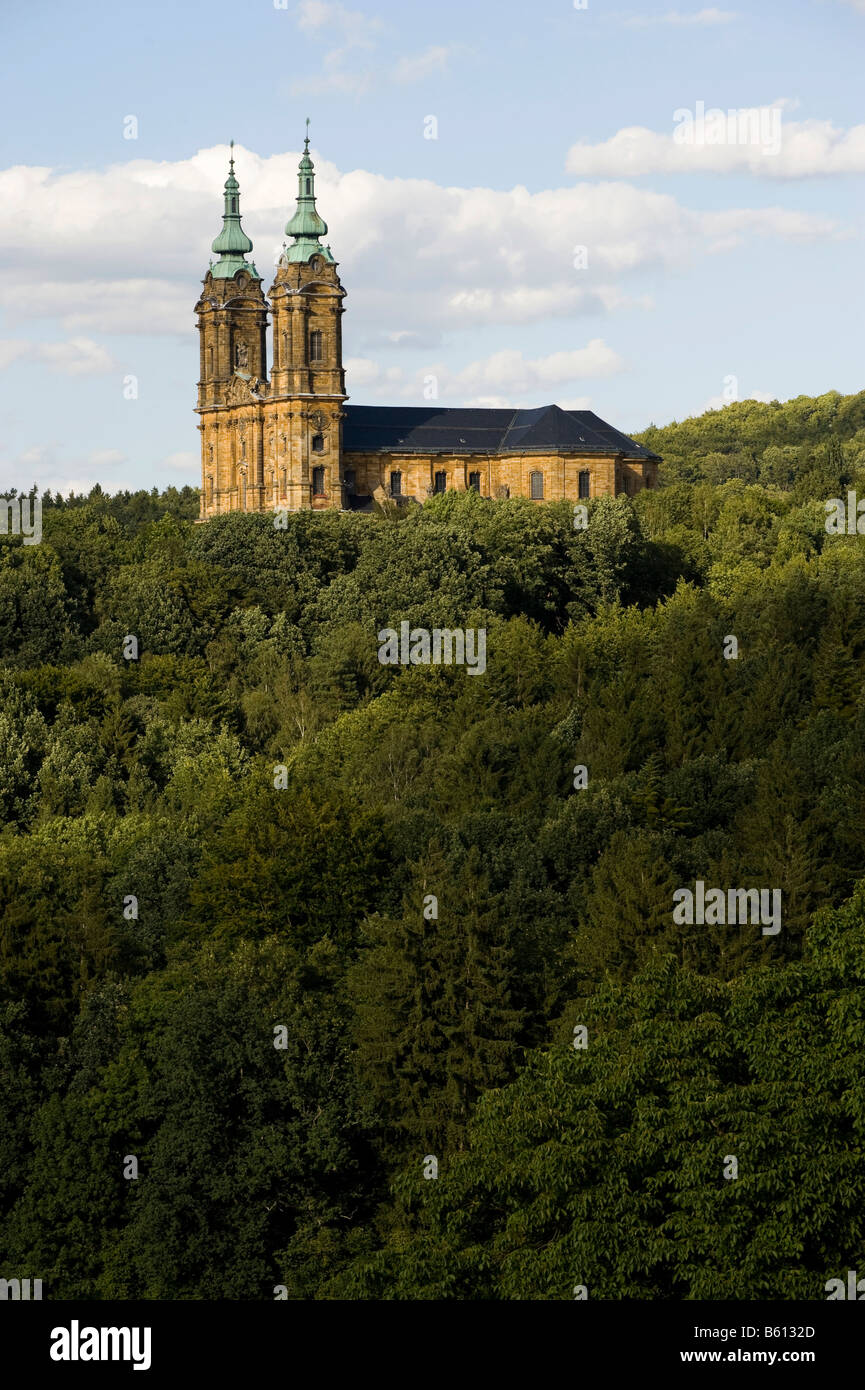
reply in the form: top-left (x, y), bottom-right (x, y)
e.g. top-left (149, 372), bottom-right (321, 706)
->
top-left (295, 0), bottom-right (382, 41)
top-left (290, 3), bottom-right (456, 95)
top-left (566, 104), bottom-right (865, 177)
top-left (1, 444), bottom-right (128, 496)
top-left (346, 341), bottom-right (623, 405)
top-left (36, 337), bottom-right (116, 375)
top-left (0, 336), bottom-right (116, 375)
top-left (88, 449), bottom-right (126, 468)
top-left (452, 343), bottom-right (624, 393)
top-left (16, 446), bottom-right (52, 468)
top-left (0, 145), bottom-right (838, 358)
top-left (159, 450), bottom-right (198, 473)
top-left (0, 279), bottom-right (190, 337)
top-left (291, 59), bottom-right (375, 97)
top-left (393, 45), bottom-right (458, 83)
top-left (621, 8), bottom-right (736, 26)
top-left (344, 356), bottom-right (383, 388)
top-left (0, 339), bottom-right (28, 369)
top-left (458, 392), bottom-right (594, 409)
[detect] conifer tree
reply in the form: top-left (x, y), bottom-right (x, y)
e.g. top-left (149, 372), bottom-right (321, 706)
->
top-left (349, 842), bottom-right (525, 1157)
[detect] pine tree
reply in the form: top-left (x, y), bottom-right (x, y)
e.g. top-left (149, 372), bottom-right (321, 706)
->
top-left (349, 842), bottom-right (525, 1158)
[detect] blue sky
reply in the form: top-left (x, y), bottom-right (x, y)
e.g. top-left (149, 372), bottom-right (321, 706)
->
top-left (1, 0), bottom-right (863, 495)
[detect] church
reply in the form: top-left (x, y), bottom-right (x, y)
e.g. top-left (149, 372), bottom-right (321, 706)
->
top-left (194, 133), bottom-right (661, 518)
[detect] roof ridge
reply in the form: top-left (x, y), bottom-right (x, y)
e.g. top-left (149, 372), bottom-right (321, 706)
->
top-left (500, 407), bottom-right (521, 447)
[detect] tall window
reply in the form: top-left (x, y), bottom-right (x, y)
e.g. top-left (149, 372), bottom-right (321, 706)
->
top-left (344, 469), bottom-right (356, 493)
top-left (434, 470), bottom-right (447, 494)
top-left (312, 433), bottom-right (324, 453)
top-left (578, 470), bottom-right (590, 499)
top-left (306, 177), bottom-right (311, 194)
top-left (468, 472), bottom-right (481, 492)
top-left (390, 471), bottom-right (402, 497)
top-left (208, 346), bottom-right (213, 376)
top-left (530, 471), bottom-right (544, 499)
top-left (310, 330), bottom-right (323, 363)
top-left (312, 466), bottom-right (326, 495)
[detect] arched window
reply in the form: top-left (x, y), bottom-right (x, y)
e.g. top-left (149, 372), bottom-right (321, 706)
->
top-left (468, 472), bottom-right (481, 492)
top-left (306, 178), bottom-right (311, 194)
top-left (578, 470), bottom-right (590, 499)
top-left (309, 330), bottom-right (323, 363)
top-left (312, 466), bottom-right (326, 495)
top-left (530, 471), bottom-right (544, 499)
top-left (390, 470), bottom-right (402, 497)
top-left (312, 433), bottom-right (324, 453)
top-left (434, 470), bottom-right (447, 494)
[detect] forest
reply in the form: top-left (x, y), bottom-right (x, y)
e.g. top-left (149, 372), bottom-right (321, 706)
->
top-left (1, 386), bottom-right (865, 1299)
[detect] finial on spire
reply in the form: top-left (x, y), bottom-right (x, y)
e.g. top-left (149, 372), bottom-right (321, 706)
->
top-left (210, 148), bottom-right (259, 280)
top-left (283, 122), bottom-right (335, 265)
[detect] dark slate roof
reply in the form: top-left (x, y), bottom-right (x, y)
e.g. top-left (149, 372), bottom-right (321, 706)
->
top-left (342, 403), bottom-right (660, 461)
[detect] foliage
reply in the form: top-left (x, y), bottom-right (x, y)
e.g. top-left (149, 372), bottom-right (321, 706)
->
top-left (2, 409), bottom-right (865, 1299)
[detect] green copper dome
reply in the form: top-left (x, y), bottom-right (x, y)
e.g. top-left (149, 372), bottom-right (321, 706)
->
top-left (283, 121), bottom-right (335, 265)
top-left (210, 144), bottom-right (261, 281)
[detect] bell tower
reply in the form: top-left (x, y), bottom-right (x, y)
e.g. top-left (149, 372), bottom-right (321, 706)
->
top-left (195, 145), bottom-right (269, 518)
top-left (265, 121), bottom-right (347, 511)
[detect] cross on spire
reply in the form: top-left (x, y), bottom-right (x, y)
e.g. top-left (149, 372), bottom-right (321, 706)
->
top-left (229, 139), bottom-right (235, 171)
top-left (304, 117), bottom-right (310, 151)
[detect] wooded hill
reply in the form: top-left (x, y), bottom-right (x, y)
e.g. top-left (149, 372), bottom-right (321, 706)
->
top-left (1, 388), bottom-right (864, 1298)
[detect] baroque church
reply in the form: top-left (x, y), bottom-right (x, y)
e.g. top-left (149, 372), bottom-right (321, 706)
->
top-left (195, 132), bottom-right (660, 518)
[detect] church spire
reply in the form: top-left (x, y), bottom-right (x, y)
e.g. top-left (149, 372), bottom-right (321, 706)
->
top-left (210, 142), bottom-right (261, 280)
top-left (283, 119), bottom-right (335, 264)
